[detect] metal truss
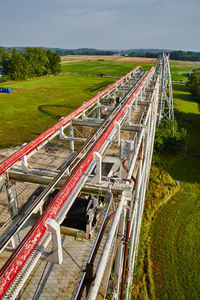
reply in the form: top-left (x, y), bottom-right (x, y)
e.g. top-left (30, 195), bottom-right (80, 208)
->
top-left (0, 56), bottom-right (172, 300)
top-left (158, 53), bottom-right (174, 123)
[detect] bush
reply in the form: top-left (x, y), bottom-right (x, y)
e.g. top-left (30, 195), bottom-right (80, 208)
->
top-left (0, 75), bottom-right (10, 83)
top-left (154, 119), bottom-right (186, 153)
top-left (187, 71), bottom-right (200, 100)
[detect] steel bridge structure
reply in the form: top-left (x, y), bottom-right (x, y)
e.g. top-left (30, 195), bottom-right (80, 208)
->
top-left (0, 54), bottom-right (173, 300)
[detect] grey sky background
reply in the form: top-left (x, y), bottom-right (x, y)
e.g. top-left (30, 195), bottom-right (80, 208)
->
top-left (0, 0), bottom-right (199, 51)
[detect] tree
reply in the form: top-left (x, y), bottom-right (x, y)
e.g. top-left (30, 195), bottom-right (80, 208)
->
top-left (24, 48), bottom-right (49, 76)
top-left (46, 50), bottom-right (61, 74)
top-left (1, 50), bottom-right (12, 76)
top-left (154, 120), bottom-right (186, 153)
top-left (187, 71), bottom-right (200, 100)
top-left (7, 50), bottom-right (30, 80)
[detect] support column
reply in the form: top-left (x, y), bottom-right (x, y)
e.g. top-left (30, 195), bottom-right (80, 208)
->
top-left (6, 180), bottom-right (18, 249)
top-left (93, 152), bottom-right (102, 184)
top-left (43, 218), bottom-right (63, 264)
top-left (112, 206), bottom-right (126, 299)
top-left (6, 180), bottom-right (18, 217)
top-left (69, 123), bottom-right (74, 152)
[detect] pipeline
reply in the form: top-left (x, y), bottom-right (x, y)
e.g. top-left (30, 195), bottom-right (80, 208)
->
top-left (122, 159), bottom-right (137, 190)
top-left (120, 219), bottom-right (131, 300)
top-left (76, 212), bottom-right (115, 300)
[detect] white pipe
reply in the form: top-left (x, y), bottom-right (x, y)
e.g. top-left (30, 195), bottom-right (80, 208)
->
top-left (87, 194), bottom-right (126, 300)
top-left (112, 208), bottom-right (126, 299)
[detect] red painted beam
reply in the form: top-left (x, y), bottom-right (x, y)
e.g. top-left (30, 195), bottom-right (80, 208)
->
top-left (0, 67), bottom-right (142, 176)
top-left (0, 68), bottom-right (153, 298)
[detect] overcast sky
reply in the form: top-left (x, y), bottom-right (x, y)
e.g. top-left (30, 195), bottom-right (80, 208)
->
top-left (0, 0), bottom-right (199, 51)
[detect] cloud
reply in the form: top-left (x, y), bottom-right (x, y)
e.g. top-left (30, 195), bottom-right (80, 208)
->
top-left (0, 0), bottom-right (199, 51)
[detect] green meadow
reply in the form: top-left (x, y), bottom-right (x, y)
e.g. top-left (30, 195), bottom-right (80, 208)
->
top-left (132, 66), bottom-right (200, 299)
top-left (0, 74), bottom-right (115, 148)
top-left (0, 58), bottom-right (153, 148)
top-left (61, 60), bottom-right (152, 76)
top-left (149, 82), bottom-right (200, 300)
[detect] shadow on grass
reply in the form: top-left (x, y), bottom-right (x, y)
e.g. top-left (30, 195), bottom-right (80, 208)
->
top-left (86, 80), bottom-right (113, 92)
top-left (158, 82), bottom-right (200, 183)
top-left (173, 83), bottom-right (200, 108)
top-left (38, 104), bottom-right (72, 120)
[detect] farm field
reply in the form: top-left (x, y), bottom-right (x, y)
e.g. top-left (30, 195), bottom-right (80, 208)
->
top-left (60, 54), bottom-right (156, 64)
top-left (61, 60), bottom-right (153, 77)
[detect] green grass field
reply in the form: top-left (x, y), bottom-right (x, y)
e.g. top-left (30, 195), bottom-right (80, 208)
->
top-left (0, 75), bottom-right (115, 148)
top-left (0, 58), bottom-right (154, 148)
top-left (148, 84), bottom-right (200, 299)
top-left (170, 65), bottom-right (196, 82)
top-left (132, 81), bottom-right (200, 299)
top-left (61, 60), bottom-right (153, 76)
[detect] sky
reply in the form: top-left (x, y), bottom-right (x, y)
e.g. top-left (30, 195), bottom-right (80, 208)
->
top-left (0, 0), bottom-right (199, 51)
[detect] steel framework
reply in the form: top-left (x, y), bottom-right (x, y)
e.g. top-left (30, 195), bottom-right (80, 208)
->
top-left (158, 53), bottom-right (174, 123)
top-left (0, 55), bottom-right (173, 300)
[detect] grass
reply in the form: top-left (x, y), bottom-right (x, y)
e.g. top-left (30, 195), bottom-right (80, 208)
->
top-left (0, 58), bottom-right (154, 149)
top-left (61, 60), bottom-right (153, 77)
top-left (148, 82), bottom-right (200, 299)
top-left (170, 64), bottom-right (197, 82)
top-left (132, 78), bottom-right (200, 299)
top-left (0, 74), bottom-right (115, 148)
top-left (150, 157), bottom-right (200, 300)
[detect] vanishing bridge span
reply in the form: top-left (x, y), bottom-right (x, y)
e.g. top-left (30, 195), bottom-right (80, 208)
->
top-left (0, 54), bottom-right (173, 300)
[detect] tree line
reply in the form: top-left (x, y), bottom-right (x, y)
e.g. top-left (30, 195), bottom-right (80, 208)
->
top-left (0, 48), bottom-right (61, 81)
top-left (54, 48), bottom-right (115, 56)
top-left (129, 50), bottom-right (200, 62)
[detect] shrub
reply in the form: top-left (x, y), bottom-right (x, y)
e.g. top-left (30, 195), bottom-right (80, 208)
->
top-left (0, 75), bottom-right (10, 83)
top-left (187, 71), bottom-right (200, 100)
top-left (154, 119), bottom-right (186, 153)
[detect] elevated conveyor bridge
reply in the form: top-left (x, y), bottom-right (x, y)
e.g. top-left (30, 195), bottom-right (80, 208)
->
top-left (0, 54), bottom-right (173, 300)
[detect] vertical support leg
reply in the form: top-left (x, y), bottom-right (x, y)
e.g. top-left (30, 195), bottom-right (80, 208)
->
top-left (115, 122), bottom-right (120, 146)
top-left (97, 99), bottom-right (101, 119)
top-left (82, 109), bottom-right (86, 120)
top-left (6, 180), bottom-right (18, 249)
top-left (69, 123), bottom-right (74, 152)
top-left (59, 126), bottom-right (65, 140)
top-left (6, 180), bottom-right (18, 217)
top-left (134, 95), bottom-right (138, 111)
top-left (112, 207), bottom-right (126, 299)
top-left (93, 152), bottom-right (102, 183)
top-left (45, 218), bottom-right (63, 264)
top-left (127, 105), bottom-right (131, 125)
top-left (140, 87), bottom-right (143, 101)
